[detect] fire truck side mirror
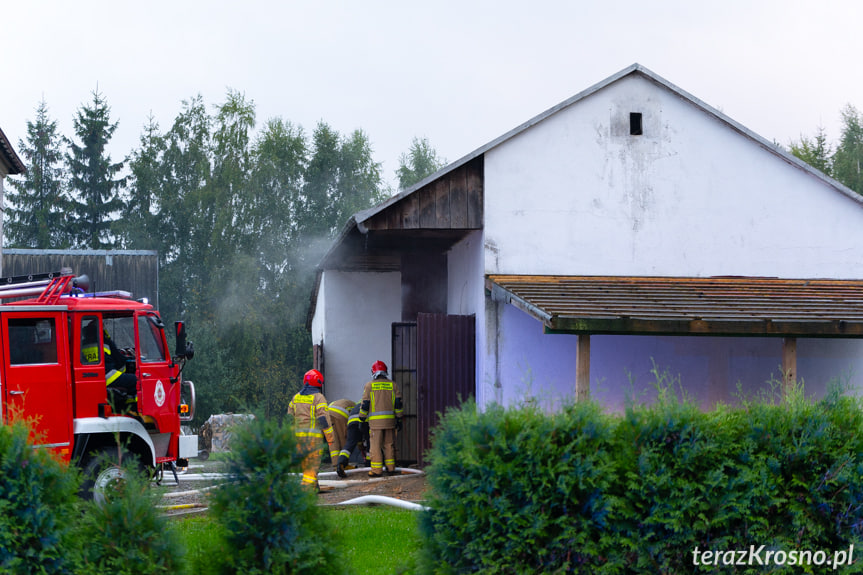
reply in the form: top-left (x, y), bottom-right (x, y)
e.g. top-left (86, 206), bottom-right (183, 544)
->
top-left (174, 321), bottom-right (192, 360)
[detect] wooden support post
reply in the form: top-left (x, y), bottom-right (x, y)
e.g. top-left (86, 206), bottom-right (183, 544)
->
top-left (782, 337), bottom-right (797, 399)
top-left (576, 334), bottom-right (590, 402)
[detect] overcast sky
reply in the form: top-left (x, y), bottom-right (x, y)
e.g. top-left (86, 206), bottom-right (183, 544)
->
top-left (2, 1), bottom-right (861, 190)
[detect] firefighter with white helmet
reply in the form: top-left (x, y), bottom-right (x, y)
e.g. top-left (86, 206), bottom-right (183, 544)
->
top-left (359, 360), bottom-right (403, 477)
top-left (288, 369), bottom-right (331, 490)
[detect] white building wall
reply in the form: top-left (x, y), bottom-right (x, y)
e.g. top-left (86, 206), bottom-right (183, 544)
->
top-left (478, 73), bottom-right (863, 410)
top-left (310, 275), bottom-right (326, 347)
top-left (316, 270), bottom-right (401, 403)
top-left (446, 230), bottom-right (487, 405)
top-left (483, 74), bottom-right (863, 278)
top-left (447, 230), bottom-right (483, 317)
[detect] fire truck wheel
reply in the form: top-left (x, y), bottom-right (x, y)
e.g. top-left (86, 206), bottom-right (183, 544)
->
top-left (80, 447), bottom-right (144, 506)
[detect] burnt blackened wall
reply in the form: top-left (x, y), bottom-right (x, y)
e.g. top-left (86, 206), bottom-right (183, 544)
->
top-left (401, 251), bottom-right (447, 321)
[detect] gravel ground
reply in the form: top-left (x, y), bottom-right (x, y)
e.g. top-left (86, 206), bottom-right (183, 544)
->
top-left (156, 459), bottom-right (429, 518)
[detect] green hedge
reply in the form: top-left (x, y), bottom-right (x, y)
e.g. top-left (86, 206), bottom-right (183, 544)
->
top-left (0, 420), bottom-right (80, 574)
top-left (419, 385), bottom-right (863, 574)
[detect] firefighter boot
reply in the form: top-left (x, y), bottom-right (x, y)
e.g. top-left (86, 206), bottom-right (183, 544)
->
top-left (336, 456), bottom-right (347, 479)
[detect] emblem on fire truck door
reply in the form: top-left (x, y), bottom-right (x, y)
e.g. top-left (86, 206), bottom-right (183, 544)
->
top-left (154, 380), bottom-right (166, 407)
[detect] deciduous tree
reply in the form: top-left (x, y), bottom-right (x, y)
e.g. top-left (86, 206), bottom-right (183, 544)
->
top-left (396, 136), bottom-right (445, 190)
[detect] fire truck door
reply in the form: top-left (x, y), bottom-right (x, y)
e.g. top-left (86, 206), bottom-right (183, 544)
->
top-left (134, 312), bottom-right (176, 425)
top-left (2, 311), bottom-right (73, 449)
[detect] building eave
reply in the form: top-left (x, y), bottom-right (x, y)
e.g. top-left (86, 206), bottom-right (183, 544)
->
top-left (487, 275), bottom-right (863, 338)
top-left (0, 127), bottom-right (25, 175)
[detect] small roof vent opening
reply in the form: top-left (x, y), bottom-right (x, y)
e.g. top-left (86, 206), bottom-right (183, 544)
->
top-left (630, 112), bottom-right (643, 136)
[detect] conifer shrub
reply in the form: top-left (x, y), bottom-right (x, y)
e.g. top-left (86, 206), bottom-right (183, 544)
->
top-left (419, 400), bottom-right (615, 573)
top-left (0, 420), bottom-right (80, 574)
top-left (208, 414), bottom-right (343, 574)
top-left (419, 383), bottom-right (863, 574)
top-left (609, 387), bottom-right (766, 572)
top-left (73, 453), bottom-right (184, 574)
top-left (736, 385), bottom-right (863, 551)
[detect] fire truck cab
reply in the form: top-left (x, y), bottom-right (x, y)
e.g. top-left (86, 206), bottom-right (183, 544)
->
top-left (0, 271), bottom-right (197, 498)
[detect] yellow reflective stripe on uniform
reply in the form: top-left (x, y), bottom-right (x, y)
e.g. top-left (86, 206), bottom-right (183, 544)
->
top-left (106, 369), bottom-right (123, 386)
top-left (81, 344), bottom-right (99, 363)
top-left (295, 429), bottom-right (324, 438)
top-left (327, 404), bottom-right (350, 418)
top-left (347, 414), bottom-right (362, 425)
top-left (369, 411), bottom-right (395, 420)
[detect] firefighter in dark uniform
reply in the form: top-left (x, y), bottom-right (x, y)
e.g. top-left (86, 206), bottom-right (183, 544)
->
top-left (325, 398), bottom-right (356, 465)
top-left (335, 402), bottom-right (371, 478)
top-left (89, 323), bottom-right (137, 414)
top-left (359, 360), bottom-right (402, 477)
top-left (288, 369), bottom-right (331, 490)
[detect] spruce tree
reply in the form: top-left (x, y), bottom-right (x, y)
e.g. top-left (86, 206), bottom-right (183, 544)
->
top-left (117, 114), bottom-right (164, 250)
top-left (5, 99), bottom-right (70, 248)
top-left (65, 89), bottom-right (126, 249)
top-left (789, 126), bottom-right (833, 177)
top-left (833, 105), bottom-right (863, 195)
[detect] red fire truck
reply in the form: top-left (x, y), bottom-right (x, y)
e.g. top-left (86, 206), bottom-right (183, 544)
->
top-left (0, 270), bottom-right (197, 500)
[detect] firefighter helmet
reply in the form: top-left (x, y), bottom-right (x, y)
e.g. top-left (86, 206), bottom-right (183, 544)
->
top-left (371, 360), bottom-right (388, 378)
top-left (304, 369), bottom-right (324, 387)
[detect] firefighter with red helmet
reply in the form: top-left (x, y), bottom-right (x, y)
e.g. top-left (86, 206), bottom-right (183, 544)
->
top-left (288, 369), bottom-right (331, 490)
top-left (359, 360), bottom-right (403, 477)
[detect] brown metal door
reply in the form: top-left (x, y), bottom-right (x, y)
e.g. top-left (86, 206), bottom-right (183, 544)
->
top-left (416, 313), bottom-right (476, 466)
top-left (392, 314), bottom-right (476, 467)
top-left (392, 322), bottom-right (417, 465)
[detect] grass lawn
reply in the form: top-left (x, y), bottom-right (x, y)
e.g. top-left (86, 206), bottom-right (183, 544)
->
top-left (170, 505), bottom-right (423, 575)
top-left (329, 506), bottom-right (422, 574)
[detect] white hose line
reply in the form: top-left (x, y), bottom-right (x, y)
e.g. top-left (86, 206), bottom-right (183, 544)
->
top-left (161, 473), bottom-right (231, 481)
top-left (320, 495), bottom-right (429, 511)
top-left (161, 483), bottom-right (223, 499)
top-left (318, 467), bottom-right (424, 479)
